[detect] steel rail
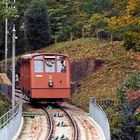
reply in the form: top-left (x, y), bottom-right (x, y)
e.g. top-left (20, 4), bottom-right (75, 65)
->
top-left (59, 106), bottom-right (79, 140)
top-left (15, 89), bottom-right (30, 102)
top-left (42, 107), bottom-right (53, 140)
top-left (15, 90), bottom-right (53, 140)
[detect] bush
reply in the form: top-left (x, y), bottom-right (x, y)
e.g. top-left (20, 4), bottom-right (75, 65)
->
top-left (123, 34), bottom-right (136, 51)
top-left (0, 100), bottom-right (9, 117)
top-left (110, 79), bottom-right (140, 139)
top-left (124, 72), bottom-right (140, 90)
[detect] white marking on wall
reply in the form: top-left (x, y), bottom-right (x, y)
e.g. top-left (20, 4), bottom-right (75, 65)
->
top-left (35, 75), bottom-right (43, 77)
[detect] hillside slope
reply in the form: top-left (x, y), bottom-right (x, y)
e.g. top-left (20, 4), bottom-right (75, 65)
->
top-left (1, 38), bottom-right (139, 112)
top-left (39, 38), bottom-right (140, 111)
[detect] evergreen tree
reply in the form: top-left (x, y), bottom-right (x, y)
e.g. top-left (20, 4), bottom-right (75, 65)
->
top-left (24, 0), bottom-right (50, 50)
top-left (48, 0), bottom-right (76, 43)
top-left (15, 0), bottom-right (30, 54)
top-left (91, 0), bottom-right (114, 16)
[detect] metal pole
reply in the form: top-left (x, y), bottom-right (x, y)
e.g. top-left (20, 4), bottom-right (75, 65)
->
top-left (5, 1), bottom-right (8, 74)
top-left (12, 24), bottom-right (16, 109)
top-left (11, 0), bottom-right (16, 110)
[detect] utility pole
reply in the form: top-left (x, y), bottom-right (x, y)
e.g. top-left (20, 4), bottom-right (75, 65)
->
top-left (12, 24), bottom-right (16, 109)
top-left (12, 0), bottom-right (16, 109)
top-left (5, 1), bottom-right (8, 74)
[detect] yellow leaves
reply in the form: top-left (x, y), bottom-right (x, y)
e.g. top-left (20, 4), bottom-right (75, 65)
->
top-left (108, 14), bottom-right (140, 33)
top-left (119, 15), bottom-right (135, 26)
top-left (108, 16), bottom-right (118, 27)
top-left (127, 0), bottom-right (140, 16)
top-left (138, 19), bottom-right (140, 25)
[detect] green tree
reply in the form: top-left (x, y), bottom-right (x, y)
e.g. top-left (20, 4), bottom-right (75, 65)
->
top-left (48, 0), bottom-right (76, 43)
top-left (91, 0), bottom-right (114, 16)
top-left (84, 13), bottom-right (108, 39)
top-left (0, 0), bottom-right (17, 60)
top-left (111, 72), bottom-right (140, 140)
top-left (113, 0), bottom-right (128, 16)
top-left (15, 0), bottom-right (30, 55)
top-left (127, 0), bottom-right (140, 16)
top-left (0, 0), bottom-right (17, 21)
top-left (24, 0), bottom-right (50, 50)
top-left (107, 14), bottom-right (140, 50)
top-left (112, 91), bottom-right (140, 140)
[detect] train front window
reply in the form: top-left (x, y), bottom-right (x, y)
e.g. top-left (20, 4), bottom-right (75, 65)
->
top-left (34, 55), bottom-right (43, 60)
top-left (57, 56), bottom-right (66, 73)
top-left (45, 58), bottom-right (55, 73)
top-left (34, 60), bottom-right (43, 72)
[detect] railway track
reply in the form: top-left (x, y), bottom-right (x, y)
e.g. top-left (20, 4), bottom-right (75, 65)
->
top-left (62, 103), bottom-right (104, 140)
top-left (42, 105), bottom-right (79, 140)
top-left (15, 89), bottom-right (79, 140)
top-left (15, 89), bottom-right (103, 140)
top-left (59, 106), bottom-right (78, 140)
top-left (15, 89), bottom-right (53, 140)
top-left (41, 107), bottom-right (53, 140)
top-left (15, 89), bottom-right (30, 102)
top-left (75, 116), bottom-right (102, 140)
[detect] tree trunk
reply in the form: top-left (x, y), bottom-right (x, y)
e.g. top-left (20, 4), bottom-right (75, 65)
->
top-left (70, 32), bottom-right (74, 41)
top-left (55, 36), bottom-right (57, 44)
top-left (111, 34), bottom-right (113, 43)
top-left (82, 27), bottom-right (85, 38)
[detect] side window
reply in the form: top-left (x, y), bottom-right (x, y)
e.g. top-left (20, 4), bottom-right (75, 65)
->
top-left (34, 60), bottom-right (43, 72)
top-left (57, 56), bottom-right (66, 73)
top-left (45, 59), bottom-right (55, 72)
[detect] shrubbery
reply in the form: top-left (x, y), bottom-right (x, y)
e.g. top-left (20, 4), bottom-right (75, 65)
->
top-left (107, 72), bottom-right (140, 140)
top-left (0, 93), bottom-right (10, 117)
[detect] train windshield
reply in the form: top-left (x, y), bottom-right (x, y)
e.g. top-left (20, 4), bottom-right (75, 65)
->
top-left (45, 56), bottom-right (55, 72)
top-left (34, 55), bottom-right (43, 72)
top-left (33, 55), bottom-right (67, 73)
top-left (34, 60), bottom-right (43, 72)
top-left (56, 56), bottom-right (66, 73)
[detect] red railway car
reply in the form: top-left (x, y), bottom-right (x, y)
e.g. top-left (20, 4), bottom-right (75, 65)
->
top-left (19, 53), bottom-right (71, 102)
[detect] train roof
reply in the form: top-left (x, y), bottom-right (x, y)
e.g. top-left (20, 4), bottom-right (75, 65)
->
top-left (20, 53), bottom-right (68, 60)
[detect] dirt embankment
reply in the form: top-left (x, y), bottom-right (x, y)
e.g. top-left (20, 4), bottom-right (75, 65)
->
top-left (71, 58), bottom-right (104, 94)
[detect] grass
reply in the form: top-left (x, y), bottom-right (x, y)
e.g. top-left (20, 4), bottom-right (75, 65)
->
top-left (37, 38), bottom-right (139, 111)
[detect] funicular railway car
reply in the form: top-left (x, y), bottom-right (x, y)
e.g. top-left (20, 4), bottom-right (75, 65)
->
top-left (19, 53), bottom-right (71, 102)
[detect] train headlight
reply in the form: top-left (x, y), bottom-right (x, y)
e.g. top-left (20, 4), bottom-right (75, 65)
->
top-left (48, 80), bottom-right (53, 87)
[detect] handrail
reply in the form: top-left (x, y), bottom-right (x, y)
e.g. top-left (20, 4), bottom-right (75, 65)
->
top-left (0, 96), bottom-right (22, 140)
top-left (0, 97), bottom-right (22, 129)
top-left (89, 97), bottom-right (110, 140)
top-left (95, 103), bottom-right (110, 124)
top-left (0, 102), bottom-right (20, 128)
